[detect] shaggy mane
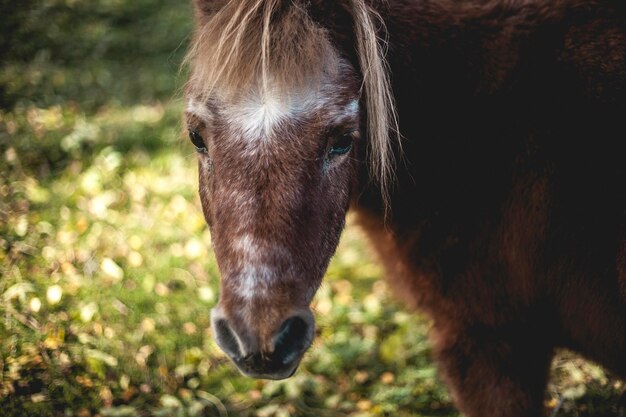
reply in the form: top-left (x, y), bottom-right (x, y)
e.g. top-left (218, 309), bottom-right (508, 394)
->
top-left (184, 0), bottom-right (401, 203)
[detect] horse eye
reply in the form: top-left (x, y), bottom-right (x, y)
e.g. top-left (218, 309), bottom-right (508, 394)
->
top-left (189, 129), bottom-right (207, 153)
top-left (328, 133), bottom-right (354, 157)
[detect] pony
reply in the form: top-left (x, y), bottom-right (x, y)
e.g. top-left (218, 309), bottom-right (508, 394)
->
top-left (182, 0), bottom-right (626, 415)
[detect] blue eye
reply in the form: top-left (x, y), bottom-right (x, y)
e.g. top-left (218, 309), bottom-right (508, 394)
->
top-left (329, 134), bottom-right (354, 157)
top-left (189, 129), bottom-right (207, 153)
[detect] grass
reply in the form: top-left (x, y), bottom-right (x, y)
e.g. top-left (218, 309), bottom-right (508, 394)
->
top-left (0, 1), bottom-right (623, 416)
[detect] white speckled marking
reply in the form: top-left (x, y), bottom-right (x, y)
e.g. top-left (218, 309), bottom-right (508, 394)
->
top-left (186, 97), bottom-right (212, 121)
top-left (233, 234), bottom-right (260, 259)
top-left (237, 264), bottom-right (275, 299)
top-left (225, 89), bottom-right (296, 140)
top-left (347, 99), bottom-right (359, 116)
top-left (187, 91), bottom-right (359, 146)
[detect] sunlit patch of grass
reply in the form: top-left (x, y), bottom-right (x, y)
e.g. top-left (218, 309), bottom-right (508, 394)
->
top-left (1, 1), bottom-right (623, 416)
top-left (0, 94), bottom-right (455, 416)
top-left (4, 108), bottom-right (622, 415)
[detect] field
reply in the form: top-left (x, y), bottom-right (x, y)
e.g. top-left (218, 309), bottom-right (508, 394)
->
top-left (1, 1), bottom-right (623, 416)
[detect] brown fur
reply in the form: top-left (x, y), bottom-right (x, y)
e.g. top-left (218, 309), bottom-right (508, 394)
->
top-left (185, 0), bottom-right (626, 414)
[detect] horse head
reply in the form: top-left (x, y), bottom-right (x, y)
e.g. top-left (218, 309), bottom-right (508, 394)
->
top-left (183, 0), bottom-right (397, 379)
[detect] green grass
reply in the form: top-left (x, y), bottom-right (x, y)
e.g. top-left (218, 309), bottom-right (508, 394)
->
top-left (0, 1), bottom-right (623, 416)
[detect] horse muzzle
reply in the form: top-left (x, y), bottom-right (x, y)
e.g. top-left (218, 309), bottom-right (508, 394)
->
top-left (210, 307), bottom-right (315, 380)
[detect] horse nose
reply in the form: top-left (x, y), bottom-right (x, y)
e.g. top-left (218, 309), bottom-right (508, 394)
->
top-left (210, 308), bottom-right (314, 380)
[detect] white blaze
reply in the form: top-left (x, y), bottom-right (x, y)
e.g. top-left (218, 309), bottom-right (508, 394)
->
top-left (237, 264), bottom-right (275, 299)
top-left (226, 89), bottom-right (293, 140)
top-left (186, 86), bottom-right (359, 145)
top-left (230, 234), bottom-right (293, 299)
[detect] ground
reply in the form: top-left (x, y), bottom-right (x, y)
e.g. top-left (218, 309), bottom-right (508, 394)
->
top-left (0, 1), bottom-right (623, 416)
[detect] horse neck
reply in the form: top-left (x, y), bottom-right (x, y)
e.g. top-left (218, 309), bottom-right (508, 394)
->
top-left (355, 0), bottom-right (622, 229)
top-left (351, 0), bottom-right (559, 221)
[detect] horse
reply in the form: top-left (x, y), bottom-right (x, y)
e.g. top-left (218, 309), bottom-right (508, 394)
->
top-left (182, 0), bottom-right (626, 415)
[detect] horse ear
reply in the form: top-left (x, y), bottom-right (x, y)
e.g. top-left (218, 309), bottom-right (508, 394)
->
top-left (192, 0), bottom-right (227, 23)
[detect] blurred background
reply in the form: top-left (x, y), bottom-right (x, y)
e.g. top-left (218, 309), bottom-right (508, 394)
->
top-left (0, 1), bottom-right (623, 416)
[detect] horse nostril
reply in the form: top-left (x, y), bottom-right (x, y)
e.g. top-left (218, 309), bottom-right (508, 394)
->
top-left (273, 315), bottom-right (314, 365)
top-left (213, 318), bottom-right (242, 360)
top-left (211, 308), bottom-right (314, 379)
